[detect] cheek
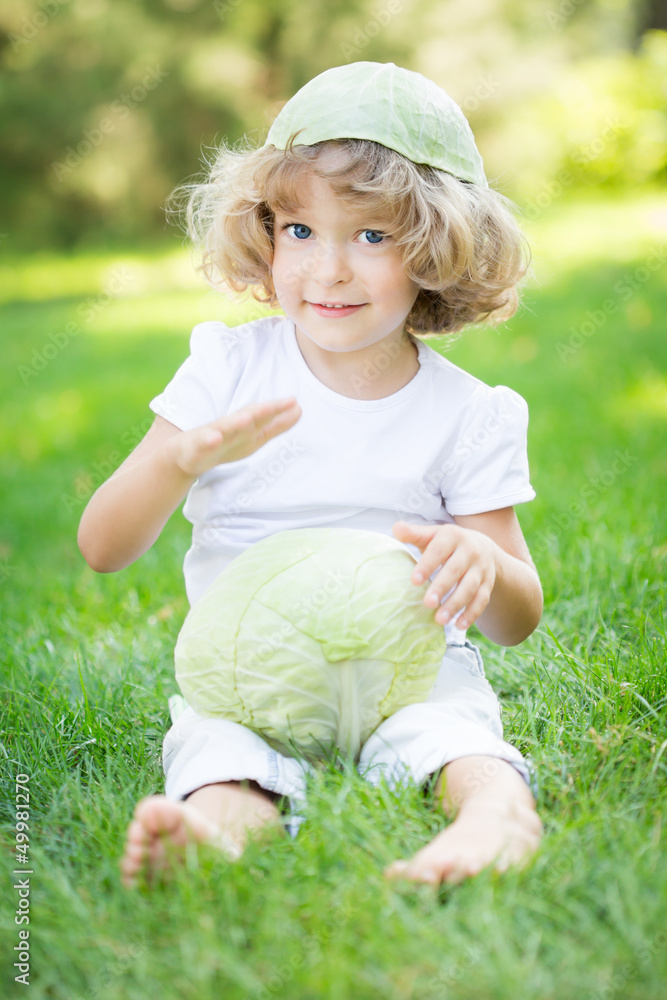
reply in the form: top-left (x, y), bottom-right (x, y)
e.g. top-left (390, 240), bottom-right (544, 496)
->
top-left (271, 253), bottom-right (294, 298)
top-left (379, 270), bottom-right (419, 310)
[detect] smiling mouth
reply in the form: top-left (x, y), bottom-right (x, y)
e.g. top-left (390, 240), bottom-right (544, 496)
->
top-left (311, 302), bottom-right (364, 309)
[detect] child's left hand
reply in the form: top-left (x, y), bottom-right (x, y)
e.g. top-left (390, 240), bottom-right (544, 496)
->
top-left (392, 520), bottom-right (499, 630)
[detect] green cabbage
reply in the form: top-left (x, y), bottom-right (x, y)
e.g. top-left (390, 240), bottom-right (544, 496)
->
top-left (174, 527), bottom-right (446, 761)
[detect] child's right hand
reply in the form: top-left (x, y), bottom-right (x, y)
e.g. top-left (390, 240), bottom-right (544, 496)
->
top-left (169, 397), bottom-right (302, 478)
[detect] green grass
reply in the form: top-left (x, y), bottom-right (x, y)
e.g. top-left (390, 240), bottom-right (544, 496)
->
top-left (1, 190), bottom-right (666, 999)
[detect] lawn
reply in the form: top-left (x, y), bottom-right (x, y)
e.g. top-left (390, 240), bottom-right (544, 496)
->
top-left (1, 189), bottom-right (666, 1000)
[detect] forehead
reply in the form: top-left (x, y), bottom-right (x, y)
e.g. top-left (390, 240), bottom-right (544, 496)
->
top-left (270, 153), bottom-right (389, 221)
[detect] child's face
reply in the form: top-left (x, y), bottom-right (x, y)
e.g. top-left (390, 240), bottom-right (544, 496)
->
top-left (271, 155), bottom-right (420, 361)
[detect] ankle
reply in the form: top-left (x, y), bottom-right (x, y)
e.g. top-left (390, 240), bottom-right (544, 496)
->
top-left (186, 781), bottom-right (282, 835)
top-left (455, 785), bottom-right (533, 819)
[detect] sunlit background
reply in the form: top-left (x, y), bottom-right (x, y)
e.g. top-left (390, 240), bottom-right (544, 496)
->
top-left (2, 0), bottom-right (666, 577)
top-left (1, 0), bottom-right (666, 247)
top-left (1, 0), bottom-right (665, 586)
top-left (2, 5), bottom-right (667, 995)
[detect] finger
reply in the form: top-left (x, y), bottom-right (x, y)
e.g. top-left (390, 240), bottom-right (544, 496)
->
top-left (215, 403), bottom-right (301, 449)
top-left (392, 522), bottom-right (458, 582)
top-left (450, 583), bottom-right (493, 629)
top-left (437, 575), bottom-right (491, 627)
top-left (216, 399), bottom-right (299, 434)
top-left (250, 402), bottom-right (302, 443)
top-left (200, 428), bottom-right (224, 448)
top-left (410, 531), bottom-right (459, 585)
top-left (423, 550), bottom-right (476, 605)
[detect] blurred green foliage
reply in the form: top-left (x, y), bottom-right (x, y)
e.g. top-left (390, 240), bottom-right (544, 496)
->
top-left (0, 0), bottom-right (665, 251)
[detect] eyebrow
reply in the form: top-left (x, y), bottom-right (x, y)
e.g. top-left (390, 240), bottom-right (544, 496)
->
top-left (273, 210), bottom-right (391, 228)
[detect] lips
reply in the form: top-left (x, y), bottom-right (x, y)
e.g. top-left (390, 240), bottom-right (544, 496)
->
top-left (309, 301), bottom-right (365, 317)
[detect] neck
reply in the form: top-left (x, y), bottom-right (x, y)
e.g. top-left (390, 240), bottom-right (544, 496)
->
top-left (294, 326), bottom-right (420, 400)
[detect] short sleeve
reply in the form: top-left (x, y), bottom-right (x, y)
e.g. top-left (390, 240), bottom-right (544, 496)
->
top-left (441, 384), bottom-right (536, 515)
top-left (149, 322), bottom-right (242, 431)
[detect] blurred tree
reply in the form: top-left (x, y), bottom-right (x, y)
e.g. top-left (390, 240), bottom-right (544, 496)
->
top-left (640, 0), bottom-right (667, 32)
top-left (0, 0), bottom-right (661, 251)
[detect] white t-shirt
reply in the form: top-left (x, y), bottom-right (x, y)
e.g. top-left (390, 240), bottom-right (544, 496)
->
top-left (150, 315), bottom-right (536, 643)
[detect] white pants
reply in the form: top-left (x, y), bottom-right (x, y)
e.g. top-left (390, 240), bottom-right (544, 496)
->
top-left (162, 642), bottom-right (536, 838)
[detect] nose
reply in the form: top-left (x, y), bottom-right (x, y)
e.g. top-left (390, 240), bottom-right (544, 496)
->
top-left (312, 240), bottom-right (352, 286)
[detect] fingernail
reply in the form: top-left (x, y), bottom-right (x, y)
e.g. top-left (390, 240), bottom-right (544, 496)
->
top-left (388, 860), bottom-right (407, 873)
top-left (438, 610), bottom-right (450, 623)
top-left (421, 869), bottom-right (439, 884)
top-left (413, 572), bottom-right (423, 583)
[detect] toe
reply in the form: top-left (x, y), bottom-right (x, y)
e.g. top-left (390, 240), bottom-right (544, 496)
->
top-left (384, 860), bottom-right (409, 879)
top-left (126, 818), bottom-right (149, 848)
top-left (384, 859), bottom-right (441, 885)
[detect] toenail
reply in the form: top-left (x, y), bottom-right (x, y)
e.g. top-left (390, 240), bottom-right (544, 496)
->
top-left (421, 869), bottom-right (438, 883)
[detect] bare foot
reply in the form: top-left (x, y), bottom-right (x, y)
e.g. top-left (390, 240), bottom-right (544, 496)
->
top-left (384, 798), bottom-right (543, 886)
top-left (120, 795), bottom-right (245, 888)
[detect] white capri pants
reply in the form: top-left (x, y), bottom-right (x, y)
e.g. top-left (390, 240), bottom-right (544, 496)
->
top-left (162, 642), bottom-right (537, 838)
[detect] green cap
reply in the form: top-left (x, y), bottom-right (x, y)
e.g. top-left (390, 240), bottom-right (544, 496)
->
top-left (264, 61), bottom-right (488, 188)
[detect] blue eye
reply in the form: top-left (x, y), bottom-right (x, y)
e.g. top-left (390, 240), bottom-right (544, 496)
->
top-left (359, 230), bottom-right (384, 244)
top-left (285, 224), bottom-right (311, 240)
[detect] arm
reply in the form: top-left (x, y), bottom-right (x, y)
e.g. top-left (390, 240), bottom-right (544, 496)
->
top-left (78, 398), bottom-right (301, 573)
top-left (393, 507), bottom-right (542, 647)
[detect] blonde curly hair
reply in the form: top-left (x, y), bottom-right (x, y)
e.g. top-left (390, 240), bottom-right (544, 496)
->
top-left (170, 133), bottom-right (531, 336)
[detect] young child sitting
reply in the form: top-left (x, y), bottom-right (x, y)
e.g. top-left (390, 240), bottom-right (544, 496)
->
top-left (78, 61), bottom-right (544, 889)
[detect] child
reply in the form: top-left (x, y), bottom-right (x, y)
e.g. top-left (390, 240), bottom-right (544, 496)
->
top-left (78, 61), bottom-right (544, 889)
